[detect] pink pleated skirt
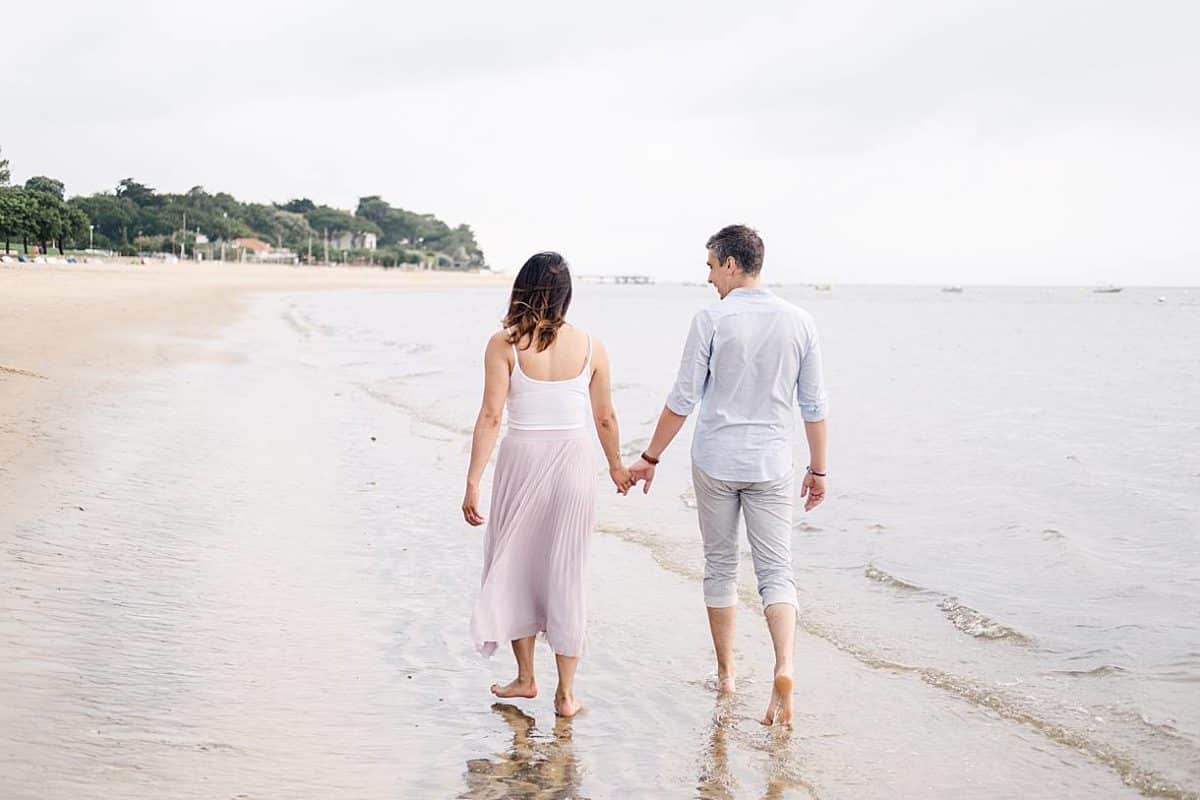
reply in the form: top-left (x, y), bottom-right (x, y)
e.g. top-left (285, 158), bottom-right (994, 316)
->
top-left (470, 427), bottom-right (597, 658)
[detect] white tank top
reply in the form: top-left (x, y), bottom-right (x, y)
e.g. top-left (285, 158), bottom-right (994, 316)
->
top-left (506, 335), bottom-right (592, 431)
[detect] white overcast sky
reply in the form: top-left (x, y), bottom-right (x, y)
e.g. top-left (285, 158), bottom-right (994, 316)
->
top-left (3, 1), bottom-right (1197, 284)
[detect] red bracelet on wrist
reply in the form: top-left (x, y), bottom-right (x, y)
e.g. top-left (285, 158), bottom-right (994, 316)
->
top-left (641, 451), bottom-right (660, 465)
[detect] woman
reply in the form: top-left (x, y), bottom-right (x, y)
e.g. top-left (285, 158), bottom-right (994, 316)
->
top-left (463, 252), bottom-right (633, 718)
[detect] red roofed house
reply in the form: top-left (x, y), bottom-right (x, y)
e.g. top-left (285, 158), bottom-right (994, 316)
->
top-left (233, 237), bottom-right (296, 264)
top-left (234, 237), bottom-right (270, 254)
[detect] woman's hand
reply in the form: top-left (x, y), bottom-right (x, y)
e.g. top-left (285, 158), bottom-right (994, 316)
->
top-left (462, 482), bottom-right (486, 526)
top-left (609, 466), bottom-right (634, 495)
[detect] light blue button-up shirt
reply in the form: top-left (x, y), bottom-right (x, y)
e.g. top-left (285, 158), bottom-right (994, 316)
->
top-left (666, 287), bottom-right (827, 483)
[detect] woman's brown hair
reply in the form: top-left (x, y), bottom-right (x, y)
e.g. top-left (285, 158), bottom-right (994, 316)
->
top-left (504, 251), bottom-right (573, 352)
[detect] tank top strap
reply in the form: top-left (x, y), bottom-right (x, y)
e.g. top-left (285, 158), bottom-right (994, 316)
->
top-left (583, 335), bottom-right (593, 375)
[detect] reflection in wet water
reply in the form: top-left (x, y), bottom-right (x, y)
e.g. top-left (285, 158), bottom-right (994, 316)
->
top-left (697, 698), bottom-right (812, 800)
top-left (460, 703), bottom-right (582, 800)
top-left (757, 728), bottom-right (808, 800)
top-left (6, 288), bottom-right (1191, 798)
top-left (697, 699), bottom-right (737, 800)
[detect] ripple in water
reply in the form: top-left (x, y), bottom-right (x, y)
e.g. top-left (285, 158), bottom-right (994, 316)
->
top-left (938, 597), bottom-right (1032, 644)
top-left (863, 563), bottom-right (927, 593)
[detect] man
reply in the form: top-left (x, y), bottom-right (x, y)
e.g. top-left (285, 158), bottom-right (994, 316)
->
top-left (628, 224), bottom-right (828, 726)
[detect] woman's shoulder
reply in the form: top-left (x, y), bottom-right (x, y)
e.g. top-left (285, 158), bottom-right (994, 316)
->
top-left (561, 322), bottom-right (596, 340)
top-left (563, 324), bottom-right (602, 351)
top-left (486, 329), bottom-right (514, 354)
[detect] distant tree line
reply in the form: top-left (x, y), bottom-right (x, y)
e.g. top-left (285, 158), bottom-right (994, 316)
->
top-left (0, 146), bottom-right (485, 268)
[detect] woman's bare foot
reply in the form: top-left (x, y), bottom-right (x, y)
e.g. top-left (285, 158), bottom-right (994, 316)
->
top-left (761, 672), bottom-right (793, 726)
top-left (554, 690), bottom-right (583, 718)
top-left (490, 677), bottom-right (537, 699)
top-left (717, 671), bottom-right (737, 696)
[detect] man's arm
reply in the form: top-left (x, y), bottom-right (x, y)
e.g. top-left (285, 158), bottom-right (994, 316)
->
top-left (804, 419), bottom-right (827, 474)
top-left (801, 419), bottom-right (827, 511)
top-left (797, 319), bottom-right (828, 511)
top-left (645, 406), bottom-right (688, 461)
top-left (628, 405), bottom-right (687, 494)
top-left (628, 311), bottom-right (712, 494)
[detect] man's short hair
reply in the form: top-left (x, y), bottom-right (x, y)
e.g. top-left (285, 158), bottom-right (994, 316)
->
top-left (706, 225), bottom-right (764, 275)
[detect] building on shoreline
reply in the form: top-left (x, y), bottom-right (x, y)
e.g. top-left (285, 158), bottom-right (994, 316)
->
top-left (232, 237), bottom-right (297, 264)
top-left (331, 231), bottom-right (378, 252)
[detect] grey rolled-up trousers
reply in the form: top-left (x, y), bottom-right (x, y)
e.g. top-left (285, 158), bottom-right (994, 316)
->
top-left (692, 465), bottom-right (798, 610)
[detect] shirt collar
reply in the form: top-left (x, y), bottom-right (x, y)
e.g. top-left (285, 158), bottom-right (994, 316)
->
top-left (727, 286), bottom-right (771, 299)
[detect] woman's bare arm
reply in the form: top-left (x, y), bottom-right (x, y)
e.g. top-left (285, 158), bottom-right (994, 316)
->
top-left (462, 333), bottom-right (511, 524)
top-left (588, 338), bottom-right (633, 494)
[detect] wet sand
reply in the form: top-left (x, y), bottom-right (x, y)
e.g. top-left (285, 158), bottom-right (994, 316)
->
top-left (0, 268), bottom-right (1188, 798)
top-left (0, 260), bottom-right (506, 473)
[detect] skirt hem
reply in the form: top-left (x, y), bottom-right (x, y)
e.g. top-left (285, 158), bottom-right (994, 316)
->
top-left (475, 624), bottom-right (586, 659)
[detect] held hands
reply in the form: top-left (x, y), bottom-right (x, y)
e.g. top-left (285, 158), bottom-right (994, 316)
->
top-left (466, 464), bottom-right (638, 525)
top-left (609, 465), bottom-right (635, 495)
top-left (609, 458), bottom-right (653, 496)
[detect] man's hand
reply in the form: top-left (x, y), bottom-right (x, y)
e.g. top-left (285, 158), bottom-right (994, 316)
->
top-left (628, 457), bottom-right (657, 494)
top-left (801, 472), bottom-right (825, 512)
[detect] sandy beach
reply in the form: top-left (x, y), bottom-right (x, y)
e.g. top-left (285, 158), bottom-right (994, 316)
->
top-left (1, 265), bottom-right (1196, 799)
top-left (0, 261), bottom-right (507, 474)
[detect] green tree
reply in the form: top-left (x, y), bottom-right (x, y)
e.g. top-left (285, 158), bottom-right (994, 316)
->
top-left (273, 210), bottom-right (316, 251)
top-left (16, 177), bottom-right (75, 255)
top-left (307, 205), bottom-right (379, 238)
top-left (1, 170), bottom-right (485, 264)
top-left (355, 195), bottom-right (482, 264)
top-left (0, 145), bottom-right (10, 186)
top-left (355, 195), bottom-right (396, 238)
top-left (24, 175), bottom-right (65, 200)
top-left (70, 194), bottom-right (137, 249)
top-left (115, 178), bottom-right (158, 206)
top-left (0, 187), bottom-right (36, 253)
top-left (59, 204), bottom-right (91, 252)
top-left (27, 190), bottom-right (65, 254)
top-left (278, 198), bottom-right (315, 214)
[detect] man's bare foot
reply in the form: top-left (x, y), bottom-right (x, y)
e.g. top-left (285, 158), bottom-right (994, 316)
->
top-left (490, 678), bottom-right (537, 699)
top-left (555, 691), bottom-right (583, 718)
top-left (761, 672), bottom-right (793, 726)
top-left (717, 672), bottom-right (736, 696)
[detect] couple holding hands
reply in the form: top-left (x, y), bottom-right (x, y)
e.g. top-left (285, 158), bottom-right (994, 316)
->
top-left (463, 225), bottom-right (828, 723)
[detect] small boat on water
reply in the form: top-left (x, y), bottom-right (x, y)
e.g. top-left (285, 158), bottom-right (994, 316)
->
top-left (1093, 285), bottom-right (1123, 293)
top-left (812, 284), bottom-right (832, 291)
top-left (941, 285), bottom-right (964, 293)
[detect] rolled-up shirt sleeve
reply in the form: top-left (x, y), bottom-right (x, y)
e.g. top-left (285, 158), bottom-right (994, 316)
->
top-left (796, 327), bottom-right (828, 422)
top-left (665, 311), bottom-right (714, 416)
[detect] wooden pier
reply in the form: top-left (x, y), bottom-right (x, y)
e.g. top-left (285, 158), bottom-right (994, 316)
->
top-left (578, 274), bottom-right (654, 285)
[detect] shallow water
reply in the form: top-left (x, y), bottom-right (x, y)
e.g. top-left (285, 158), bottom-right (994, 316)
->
top-left (2, 284), bottom-right (1197, 798)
